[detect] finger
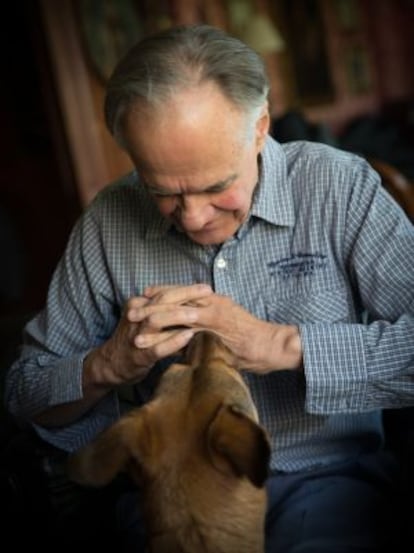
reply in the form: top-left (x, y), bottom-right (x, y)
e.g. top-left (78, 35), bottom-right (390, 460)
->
top-left (142, 284), bottom-right (177, 297)
top-left (130, 304), bottom-right (199, 326)
top-left (135, 327), bottom-right (195, 351)
top-left (124, 296), bottom-right (151, 322)
top-left (143, 283), bottom-right (212, 304)
top-left (152, 329), bottom-right (196, 359)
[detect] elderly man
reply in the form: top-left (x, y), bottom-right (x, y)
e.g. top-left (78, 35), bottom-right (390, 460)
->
top-left (5, 24), bottom-right (414, 552)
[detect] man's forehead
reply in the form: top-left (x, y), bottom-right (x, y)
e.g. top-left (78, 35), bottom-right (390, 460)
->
top-left (143, 173), bottom-right (239, 196)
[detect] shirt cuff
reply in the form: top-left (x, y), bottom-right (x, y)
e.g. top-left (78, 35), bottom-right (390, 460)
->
top-left (48, 354), bottom-right (85, 405)
top-left (299, 322), bottom-right (367, 414)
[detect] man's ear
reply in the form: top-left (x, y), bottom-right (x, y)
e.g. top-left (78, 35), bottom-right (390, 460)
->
top-left (255, 102), bottom-right (270, 153)
top-left (66, 409), bottom-right (150, 487)
top-left (206, 404), bottom-right (271, 488)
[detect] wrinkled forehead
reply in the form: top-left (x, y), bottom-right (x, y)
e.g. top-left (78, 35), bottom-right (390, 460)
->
top-left (120, 83), bottom-right (251, 167)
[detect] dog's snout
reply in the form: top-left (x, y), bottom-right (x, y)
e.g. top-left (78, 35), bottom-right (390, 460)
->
top-left (186, 331), bottom-right (238, 369)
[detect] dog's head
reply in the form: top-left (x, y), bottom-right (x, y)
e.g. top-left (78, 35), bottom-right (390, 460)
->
top-left (67, 331), bottom-right (270, 551)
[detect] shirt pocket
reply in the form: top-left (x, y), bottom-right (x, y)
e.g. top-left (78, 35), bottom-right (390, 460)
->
top-left (265, 287), bottom-right (349, 324)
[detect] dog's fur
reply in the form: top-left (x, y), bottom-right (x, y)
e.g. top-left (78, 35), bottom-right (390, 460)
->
top-left (67, 331), bottom-right (271, 553)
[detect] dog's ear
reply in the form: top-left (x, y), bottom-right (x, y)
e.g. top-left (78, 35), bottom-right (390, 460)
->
top-left (67, 409), bottom-right (150, 487)
top-left (206, 404), bottom-right (271, 488)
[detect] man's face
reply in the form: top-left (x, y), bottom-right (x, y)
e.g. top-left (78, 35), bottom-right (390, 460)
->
top-left (122, 83), bottom-right (269, 245)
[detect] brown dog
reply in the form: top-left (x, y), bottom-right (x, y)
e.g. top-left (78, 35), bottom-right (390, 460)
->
top-left (67, 331), bottom-right (271, 553)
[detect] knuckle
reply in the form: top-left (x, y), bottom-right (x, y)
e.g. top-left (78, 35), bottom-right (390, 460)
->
top-left (126, 296), bottom-right (144, 309)
top-left (125, 297), bottom-right (136, 309)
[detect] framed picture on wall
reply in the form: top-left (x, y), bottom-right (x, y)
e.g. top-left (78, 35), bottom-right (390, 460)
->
top-left (344, 43), bottom-right (372, 94)
top-left (77, 0), bottom-right (145, 83)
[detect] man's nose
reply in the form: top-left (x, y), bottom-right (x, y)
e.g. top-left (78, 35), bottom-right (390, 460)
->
top-left (177, 195), bottom-right (209, 230)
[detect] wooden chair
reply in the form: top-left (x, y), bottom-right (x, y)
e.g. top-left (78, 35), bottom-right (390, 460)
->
top-left (368, 157), bottom-right (414, 220)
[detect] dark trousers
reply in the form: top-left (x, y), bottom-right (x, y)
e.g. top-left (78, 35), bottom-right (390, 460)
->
top-left (116, 450), bottom-right (401, 552)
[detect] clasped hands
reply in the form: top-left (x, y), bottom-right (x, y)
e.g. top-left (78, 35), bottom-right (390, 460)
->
top-left (100, 283), bottom-right (302, 387)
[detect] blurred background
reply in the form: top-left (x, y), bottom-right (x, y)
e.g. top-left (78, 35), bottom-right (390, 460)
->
top-left (1, 0), bottom-right (414, 370)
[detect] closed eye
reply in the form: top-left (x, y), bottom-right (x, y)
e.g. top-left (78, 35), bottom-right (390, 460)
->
top-left (144, 174), bottom-right (238, 197)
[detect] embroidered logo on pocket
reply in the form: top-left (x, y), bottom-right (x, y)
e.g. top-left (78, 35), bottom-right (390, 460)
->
top-left (268, 253), bottom-right (327, 279)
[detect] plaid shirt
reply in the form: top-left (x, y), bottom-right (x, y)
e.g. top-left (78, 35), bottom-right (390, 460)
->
top-left (6, 137), bottom-right (414, 471)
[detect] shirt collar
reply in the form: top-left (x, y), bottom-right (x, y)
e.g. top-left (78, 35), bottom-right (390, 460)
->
top-left (250, 135), bottom-right (295, 227)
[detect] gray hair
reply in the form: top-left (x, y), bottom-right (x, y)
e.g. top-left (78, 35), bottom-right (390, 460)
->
top-left (104, 24), bottom-right (270, 145)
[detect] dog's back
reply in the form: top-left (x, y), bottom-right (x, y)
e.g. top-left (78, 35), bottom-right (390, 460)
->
top-left (67, 331), bottom-right (271, 553)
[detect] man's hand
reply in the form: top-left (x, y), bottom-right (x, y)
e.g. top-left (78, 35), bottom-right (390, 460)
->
top-left (131, 284), bottom-right (303, 373)
top-left (86, 284), bottom-right (213, 388)
top-left (61, 282), bottom-right (301, 429)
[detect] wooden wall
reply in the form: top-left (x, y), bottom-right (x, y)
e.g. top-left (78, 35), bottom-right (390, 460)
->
top-left (38, 0), bottom-right (414, 207)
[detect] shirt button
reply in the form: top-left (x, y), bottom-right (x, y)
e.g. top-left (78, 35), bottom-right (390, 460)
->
top-left (216, 257), bottom-right (227, 269)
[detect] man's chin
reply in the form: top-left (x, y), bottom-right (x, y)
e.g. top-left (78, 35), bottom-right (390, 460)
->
top-left (186, 228), bottom-right (230, 246)
top-left (174, 219), bottom-right (240, 246)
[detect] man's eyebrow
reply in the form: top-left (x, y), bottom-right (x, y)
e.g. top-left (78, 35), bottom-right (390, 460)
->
top-left (145, 173), bottom-right (238, 196)
top-left (204, 174), bottom-right (238, 193)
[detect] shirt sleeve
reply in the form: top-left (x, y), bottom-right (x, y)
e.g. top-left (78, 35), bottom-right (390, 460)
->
top-left (4, 202), bottom-right (121, 452)
top-left (300, 159), bottom-right (414, 415)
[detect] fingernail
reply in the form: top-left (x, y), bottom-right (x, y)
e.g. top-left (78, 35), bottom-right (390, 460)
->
top-left (135, 335), bottom-right (146, 347)
top-left (198, 284), bottom-right (212, 293)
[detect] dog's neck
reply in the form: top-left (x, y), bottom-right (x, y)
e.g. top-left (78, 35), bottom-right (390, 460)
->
top-left (143, 463), bottom-right (265, 553)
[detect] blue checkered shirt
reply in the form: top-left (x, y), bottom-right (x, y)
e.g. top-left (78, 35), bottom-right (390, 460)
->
top-left (5, 137), bottom-right (414, 471)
